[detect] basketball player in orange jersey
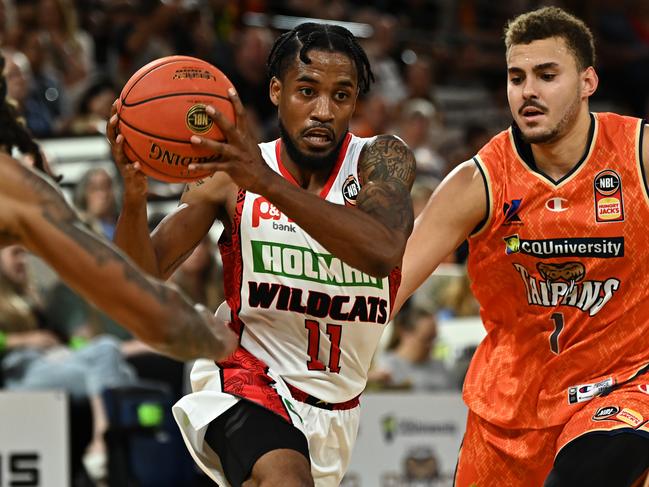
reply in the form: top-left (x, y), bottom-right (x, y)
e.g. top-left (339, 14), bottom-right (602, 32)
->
top-left (108, 23), bottom-right (415, 487)
top-left (0, 54), bottom-right (235, 364)
top-left (394, 6), bottom-right (649, 487)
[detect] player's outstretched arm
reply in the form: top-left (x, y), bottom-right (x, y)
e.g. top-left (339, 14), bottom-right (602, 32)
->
top-left (106, 106), bottom-right (160, 275)
top-left (187, 89), bottom-right (416, 277)
top-left (107, 107), bottom-right (227, 279)
top-left (392, 160), bottom-right (487, 315)
top-left (0, 157), bottom-right (236, 361)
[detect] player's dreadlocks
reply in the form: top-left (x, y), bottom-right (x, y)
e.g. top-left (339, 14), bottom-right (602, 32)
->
top-left (0, 54), bottom-right (52, 177)
top-left (267, 22), bottom-right (374, 94)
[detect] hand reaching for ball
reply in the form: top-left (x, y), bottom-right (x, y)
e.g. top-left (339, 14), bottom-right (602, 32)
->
top-left (107, 102), bottom-right (148, 201)
top-left (187, 88), bottom-right (277, 195)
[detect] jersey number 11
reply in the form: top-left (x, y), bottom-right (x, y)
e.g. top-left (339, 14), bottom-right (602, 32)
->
top-left (305, 320), bottom-right (342, 373)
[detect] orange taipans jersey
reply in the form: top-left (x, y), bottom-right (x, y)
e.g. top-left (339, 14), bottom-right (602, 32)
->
top-left (465, 113), bottom-right (649, 429)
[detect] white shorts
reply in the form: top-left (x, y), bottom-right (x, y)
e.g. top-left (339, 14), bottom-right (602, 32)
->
top-left (172, 359), bottom-right (360, 486)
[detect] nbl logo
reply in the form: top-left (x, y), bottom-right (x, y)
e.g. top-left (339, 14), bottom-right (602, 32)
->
top-left (342, 175), bottom-right (361, 206)
top-left (186, 104), bottom-right (213, 134)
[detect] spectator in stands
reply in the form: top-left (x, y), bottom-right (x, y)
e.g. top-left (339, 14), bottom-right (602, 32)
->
top-left (350, 92), bottom-right (391, 137)
top-left (36, 0), bottom-right (96, 107)
top-left (73, 167), bottom-right (119, 240)
top-left (67, 77), bottom-right (116, 135)
top-left (398, 98), bottom-right (446, 188)
top-left (360, 12), bottom-right (407, 106)
top-left (1, 46), bottom-right (61, 137)
top-left (13, 30), bottom-right (67, 136)
top-left (370, 305), bottom-right (453, 391)
top-left (443, 122), bottom-right (492, 174)
top-left (217, 26), bottom-right (276, 137)
top-left (0, 244), bottom-right (137, 482)
top-left (403, 55), bottom-right (438, 105)
top-left (411, 181), bottom-right (434, 218)
top-left (0, 0), bottom-right (15, 45)
top-left (171, 235), bottom-right (224, 312)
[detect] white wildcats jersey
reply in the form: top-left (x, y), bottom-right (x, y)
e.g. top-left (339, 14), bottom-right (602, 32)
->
top-left (224, 133), bottom-right (400, 403)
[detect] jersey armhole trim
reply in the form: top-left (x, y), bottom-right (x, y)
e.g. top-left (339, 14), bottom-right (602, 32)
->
top-left (469, 156), bottom-right (492, 237)
top-left (637, 120), bottom-right (649, 208)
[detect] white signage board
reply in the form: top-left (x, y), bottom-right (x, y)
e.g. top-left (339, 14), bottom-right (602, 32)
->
top-left (344, 392), bottom-right (467, 487)
top-left (0, 391), bottom-right (69, 487)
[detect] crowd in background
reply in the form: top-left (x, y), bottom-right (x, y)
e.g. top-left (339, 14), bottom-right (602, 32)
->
top-left (1, 0), bottom-right (648, 484)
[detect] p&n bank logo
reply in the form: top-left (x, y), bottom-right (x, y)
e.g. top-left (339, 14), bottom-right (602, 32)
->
top-left (252, 196), bottom-right (296, 232)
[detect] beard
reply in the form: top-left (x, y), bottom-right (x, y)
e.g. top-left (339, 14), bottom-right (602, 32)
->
top-left (278, 120), bottom-right (347, 171)
top-left (520, 92), bottom-right (581, 144)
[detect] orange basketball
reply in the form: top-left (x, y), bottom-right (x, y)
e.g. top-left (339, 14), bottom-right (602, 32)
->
top-left (116, 55), bottom-right (235, 183)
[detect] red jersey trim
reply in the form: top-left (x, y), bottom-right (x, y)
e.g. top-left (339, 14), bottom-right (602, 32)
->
top-left (219, 188), bottom-right (246, 338)
top-left (274, 133), bottom-right (353, 199)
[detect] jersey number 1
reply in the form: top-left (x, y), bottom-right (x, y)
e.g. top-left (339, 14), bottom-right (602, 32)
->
top-left (305, 320), bottom-right (342, 373)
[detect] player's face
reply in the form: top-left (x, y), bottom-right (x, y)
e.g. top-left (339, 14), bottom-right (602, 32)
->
top-left (271, 49), bottom-right (358, 169)
top-left (507, 36), bottom-right (596, 144)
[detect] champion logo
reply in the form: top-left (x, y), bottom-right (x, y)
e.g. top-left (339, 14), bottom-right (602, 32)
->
top-left (638, 384), bottom-right (649, 396)
top-left (546, 197), bottom-right (569, 212)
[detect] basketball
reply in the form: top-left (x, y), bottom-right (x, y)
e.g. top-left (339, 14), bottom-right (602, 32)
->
top-left (116, 55), bottom-right (235, 183)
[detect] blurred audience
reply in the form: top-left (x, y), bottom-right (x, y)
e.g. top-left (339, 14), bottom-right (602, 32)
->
top-left (37, 0), bottom-right (96, 106)
top-left (369, 305), bottom-right (453, 392)
top-left (171, 235), bottom-right (224, 311)
top-left (73, 167), bottom-right (119, 240)
top-left (398, 98), bottom-right (446, 188)
top-left (0, 245), bottom-right (137, 482)
top-left (67, 77), bottom-right (117, 135)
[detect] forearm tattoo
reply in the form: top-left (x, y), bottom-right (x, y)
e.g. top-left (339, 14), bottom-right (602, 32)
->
top-left (23, 168), bottom-right (221, 359)
top-left (357, 135), bottom-right (416, 235)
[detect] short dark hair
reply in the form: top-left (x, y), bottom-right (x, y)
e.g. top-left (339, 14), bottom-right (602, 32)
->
top-left (267, 22), bottom-right (374, 94)
top-left (504, 7), bottom-right (595, 70)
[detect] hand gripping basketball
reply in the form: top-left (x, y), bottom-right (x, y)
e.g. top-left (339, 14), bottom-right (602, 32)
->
top-left (187, 88), bottom-right (276, 194)
top-left (113, 55), bottom-right (236, 183)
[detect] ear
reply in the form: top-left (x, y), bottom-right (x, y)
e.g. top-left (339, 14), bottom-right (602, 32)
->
top-left (581, 66), bottom-right (598, 99)
top-left (269, 76), bottom-right (281, 107)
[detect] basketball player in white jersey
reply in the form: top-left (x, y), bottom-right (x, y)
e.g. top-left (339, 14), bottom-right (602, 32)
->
top-left (108, 23), bottom-right (416, 487)
top-left (0, 54), bottom-right (235, 364)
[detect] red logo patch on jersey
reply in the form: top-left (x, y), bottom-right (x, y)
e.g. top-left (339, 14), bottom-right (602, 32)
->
top-left (545, 197), bottom-right (569, 212)
top-left (638, 384), bottom-right (649, 395)
top-left (252, 196), bottom-right (289, 227)
top-left (594, 170), bottom-right (624, 223)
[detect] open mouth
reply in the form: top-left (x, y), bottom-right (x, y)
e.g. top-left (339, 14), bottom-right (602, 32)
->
top-left (520, 106), bottom-right (545, 121)
top-left (302, 129), bottom-right (334, 149)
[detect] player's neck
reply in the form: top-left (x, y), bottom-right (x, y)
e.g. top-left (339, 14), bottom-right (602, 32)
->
top-left (530, 107), bottom-right (592, 181)
top-left (279, 145), bottom-right (337, 192)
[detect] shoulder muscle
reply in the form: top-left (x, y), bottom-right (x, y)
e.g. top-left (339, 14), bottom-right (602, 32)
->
top-left (356, 135), bottom-right (416, 238)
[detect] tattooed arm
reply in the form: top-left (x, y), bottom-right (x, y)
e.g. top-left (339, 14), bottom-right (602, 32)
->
top-left (251, 135), bottom-right (416, 277)
top-left (0, 156), bottom-right (235, 361)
